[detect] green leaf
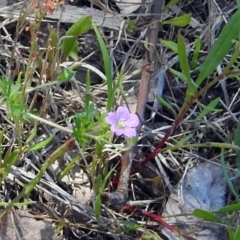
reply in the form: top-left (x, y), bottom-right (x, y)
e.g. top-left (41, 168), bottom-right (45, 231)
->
top-left (195, 97), bottom-right (221, 121)
top-left (95, 194), bottom-right (102, 223)
top-left (58, 154), bottom-right (80, 180)
top-left (55, 219), bottom-right (66, 233)
top-left (95, 166), bottom-right (114, 223)
top-left (216, 202), bottom-right (240, 213)
top-left (163, 0), bottom-right (180, 10)
top-left (57, 68), bottom-right (74, 82)
top-left (160, 39), bottom-right (178, 53)
top-left (228, 226), bottom-right (235, 240)
top-left (119, 220), bottom-right (140, 230)
top-left (92, 23), bottom-right (113, 111)
top-left (157, 96), bottom-right (177, 117)
top-left (61, 16), bottom-right (91, 60)
top-left (9, 83), bottom-right (21, 99)
top-left (196, 10), bottom-right (240, 86)
top-left (236, 0), bottom-right (240, 9)
top-left (126, 19), bottom-right (137, 30)
top-left (94, 174), bottom-right (102, 193)
top-left (169, 68), bottom-right (188, 82)
top-left (26, 125), bottom-right (37, 144)
top-left (177, 35), bottom-right (191, 82)
top-left (28, 135), bottom-right (54, 151)
top-left (5, 150), bottom-right (20, 165)
top-left (193, 209), bottom-right (222, 223)
top-left (234, 118), bottom-right (240, 172)
top-left (0, 127), bottom-right (6, 162)
top-left (175, 134), bottom-right (193, 146)
top-left (190, 37), bottom-right (201, 69)
top-left (234, 226), bottom-right (240, 240)
top-left (85, 70), bottom-right (91, 108)
top-left (161, 14), bottom-right (191, 27)
top-left (177, 35), bottom-right (196, 98)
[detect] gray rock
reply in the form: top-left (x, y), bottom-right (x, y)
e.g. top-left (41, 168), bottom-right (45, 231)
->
top-left (0, 210), bottom-right (58, 240)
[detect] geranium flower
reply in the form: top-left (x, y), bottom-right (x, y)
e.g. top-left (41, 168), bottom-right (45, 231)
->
top-left (105, 106), bottom-right (139, 138)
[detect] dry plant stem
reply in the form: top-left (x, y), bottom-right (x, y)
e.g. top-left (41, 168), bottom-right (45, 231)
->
top-left (102, 150), bottom-right (134, 208)
top-left (136, 0), bottom-right (165, 120)
top-left (102, 0), bottom-right (164, 208)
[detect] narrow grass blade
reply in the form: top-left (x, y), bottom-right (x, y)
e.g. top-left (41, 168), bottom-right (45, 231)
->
top-left (85, 70), bottom-right (91, 108)
top-left (175, 134), bottom-right (193, 146)
top-left (234, 226), bottom-right (240, 240)
top-left (234, 118), bottom-right (240, 172)
top-left (92, 23), bottom-right (114, 111)
top-left (0, 127), bottom-right (6, 162)
top-left (160, 39), bottom-right (178, 53)
top-left (190, 37), bottom-right (201, 69)
top-left (228, 226), bottom-right (235, 240)
top-left (195, 97), bottom-right (221, 121)
top-left (177, 35), bottom-right (191, 83)
top-left (162, 14), bottom-right (191, 27)
top-left (216, 202), bottom-right (240, 213)
top-left (26, 125), bottom-right (37, 144)
top-left (236, 0), bottom-right (240, 9)
top-left (95, 166), bottom-right (114, 223)
top-left (157, 96), bottom-right (177, 117)
top-left (28, 134), bottom-right (54, 151)
top-left (193, 209), bottom-right (222, 223)
top-left (196, 10), bottom-right (240, 86)
top-left (177, 34), bottom-right (196, 98)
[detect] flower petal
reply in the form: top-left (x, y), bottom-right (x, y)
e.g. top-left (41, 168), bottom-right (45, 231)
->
top-left (116, 106), bottom-right (130, 120)
top-left (105, 112), bottom-right (118, 125)
top-left (123, 127), bottom-right (137, 138)
top-left (125, 113), bottom-right (139, 127)
top-left (111, 125), bottom-right (124, 136)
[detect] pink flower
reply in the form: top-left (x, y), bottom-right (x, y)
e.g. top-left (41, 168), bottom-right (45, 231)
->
top-left (105, 106), bottom-right (139, 138)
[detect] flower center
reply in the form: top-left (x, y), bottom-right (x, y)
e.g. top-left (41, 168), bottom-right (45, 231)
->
top-left (117, 118), bottom-right (126, 129)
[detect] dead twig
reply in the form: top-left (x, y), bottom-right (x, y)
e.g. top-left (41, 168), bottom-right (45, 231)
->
top-left (101, 0), bottom-right (165, 209)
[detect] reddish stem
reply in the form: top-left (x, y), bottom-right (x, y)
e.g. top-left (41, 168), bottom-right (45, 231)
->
top-left (122, 205), bottom-right (196, 240)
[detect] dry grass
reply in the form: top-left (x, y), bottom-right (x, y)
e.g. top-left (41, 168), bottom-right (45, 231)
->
top-left (0, 0), bottom-right (239, 239)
